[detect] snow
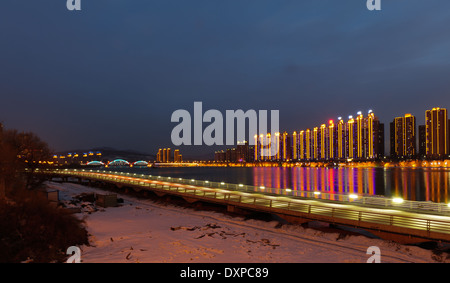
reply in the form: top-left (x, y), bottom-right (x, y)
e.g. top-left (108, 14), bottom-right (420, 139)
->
top-left (45, 181), bottom-right (449, 263)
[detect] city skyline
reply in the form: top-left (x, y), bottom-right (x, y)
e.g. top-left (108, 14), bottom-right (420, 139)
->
top-left (215, 106), bottom-right (450, 162)
top-left (1, 1), bottom-right (450, 157)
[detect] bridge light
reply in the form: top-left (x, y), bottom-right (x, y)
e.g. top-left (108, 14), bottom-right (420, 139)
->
top-left (313, 191), bottom-right (321, 195)
top-left (349, 194), bottom-right (358, 199)
top-left (392, 197), bottom-right (404, 204)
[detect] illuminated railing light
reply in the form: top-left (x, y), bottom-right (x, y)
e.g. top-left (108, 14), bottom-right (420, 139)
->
top-left (349, 194), bottom-right (358, 199)
top-left (313, 191), bottom-right (321, 195)
top-left (392, 197), bottom-right (404, 204)
top-left (260, 186), bottom-right (265, 189)
top-left (285, 188), bottom-right (292, 192)
top-left (220, 182), bottom-right (225, 185)
top-left (239, 184), bottom-right (244, 187)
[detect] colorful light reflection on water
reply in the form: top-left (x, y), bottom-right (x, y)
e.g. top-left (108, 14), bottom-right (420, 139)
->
top-left (105, 166), bottom-right (450, 203)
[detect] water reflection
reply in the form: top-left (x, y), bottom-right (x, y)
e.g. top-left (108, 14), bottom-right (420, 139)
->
top-left (252, 167), bottom-right (450, 203)
top-left (106, 166), bottom-right (450, 204)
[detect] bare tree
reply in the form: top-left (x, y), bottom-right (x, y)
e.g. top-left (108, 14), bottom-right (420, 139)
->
top-left (0, 127), bottom-right (51, 191)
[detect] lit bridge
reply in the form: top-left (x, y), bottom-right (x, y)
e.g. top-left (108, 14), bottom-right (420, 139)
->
top-left (85, 159), bottom-right (198, 167)
top-left (86, 159), bottom-right (150, 167)
top-left (39, 169), bottom-right (450, 244)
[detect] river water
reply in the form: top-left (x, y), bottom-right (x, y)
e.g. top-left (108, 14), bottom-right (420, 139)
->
top-left (100, 166), bottom-right (450, 203)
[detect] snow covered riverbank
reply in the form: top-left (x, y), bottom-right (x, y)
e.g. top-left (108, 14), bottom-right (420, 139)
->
top-left (46, 181), bottom-right (449, 263)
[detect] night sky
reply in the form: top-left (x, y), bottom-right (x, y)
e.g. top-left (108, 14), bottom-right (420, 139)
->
top-left (1, 0), bottom-right (450, 158)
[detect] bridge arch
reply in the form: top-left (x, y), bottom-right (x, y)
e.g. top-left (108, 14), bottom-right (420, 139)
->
top-left (108, 159), bottom-right (130, 166)
top-left (86, 161), bottom-right (105, 166)
top-left (133, 160), bottom-right (149, 166)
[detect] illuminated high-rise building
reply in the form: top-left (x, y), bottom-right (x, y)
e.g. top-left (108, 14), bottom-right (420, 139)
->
top-left (425, 107), bottom-right (448, 159)
top-left (390, 119), bottom-right (400, 158)
top-left (292, 131), bottom-right (298, 160)
top-left (274, 132), bottom-right (281, 160)
top-left (336, 118), bottom-right (346, 159)
top-left (162, 148), bottom-right (167, 162)
top-left (346, 116), bottom-right (356, 159)
top-left (156, 149), bottom-right (162, 162)
top-left (365, 111), bottom-right (383, 159)
top-left (254, 135), bottom-right (259, 161)
top-left (313, 127), bottom-right (319, 160)
top-left (259, 134), bottom-right (265, 161)
top-left (166, 148), bottom-right (171, 162)
top-left (266, 133), bottom-right (272, 161)
top-left (356, 112), bottom-right (365, 159)
top-left (319, 124), bottom-right (328, 160)
top-left (281, 131), bottom-right (291, 161)
top-left (174, 149), bottom-right (181, 163)
top-left (328, 120), bottom-right (336, 160)
top-left (299, 130), bottom-right (306, 160)
top-left (390, 114), bottom-right (416, 159)
top-left (305, 129), bottom-right (314, 160)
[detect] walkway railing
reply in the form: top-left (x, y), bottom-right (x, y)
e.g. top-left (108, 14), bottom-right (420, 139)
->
top-left (40, 168), bottom-right (450, 215)
top-left (40, 168), bottom-right (450, 238)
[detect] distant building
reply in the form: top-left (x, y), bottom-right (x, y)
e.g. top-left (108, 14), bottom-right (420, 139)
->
top-left (157, 148), bottom-right (180, 163)
top-left (162, 148), bottom-right (167, 162)
top-left (378, 123), bottom-right (385, 158)
top-left (292, 131), bottom-right (298, 160)
top-left (174, 149), bottom-right (182, 163)
top-left (236, 140), bottom-right (249, 162)
top-left (156, 149), bottom-right (162, 162)
top-left (166, 148), bottom-right (171, 163)
top-left (336, 119), bottom-right (346, 159)
top-left (214, 142), bottom-right (250, 163)
top-left (390, 114), bottom-right (416, 159)
top-left (418, 125), bottom-right (426, 158)
top-left (425, 107), bottom-right (448, 159)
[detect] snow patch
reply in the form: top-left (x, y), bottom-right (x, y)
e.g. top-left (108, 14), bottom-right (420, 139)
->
top-left (47, 181), bottom-right (449, 263)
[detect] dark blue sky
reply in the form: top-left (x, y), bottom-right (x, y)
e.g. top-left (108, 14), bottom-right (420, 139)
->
top-left (1, 0), bottom-right (450, 157)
